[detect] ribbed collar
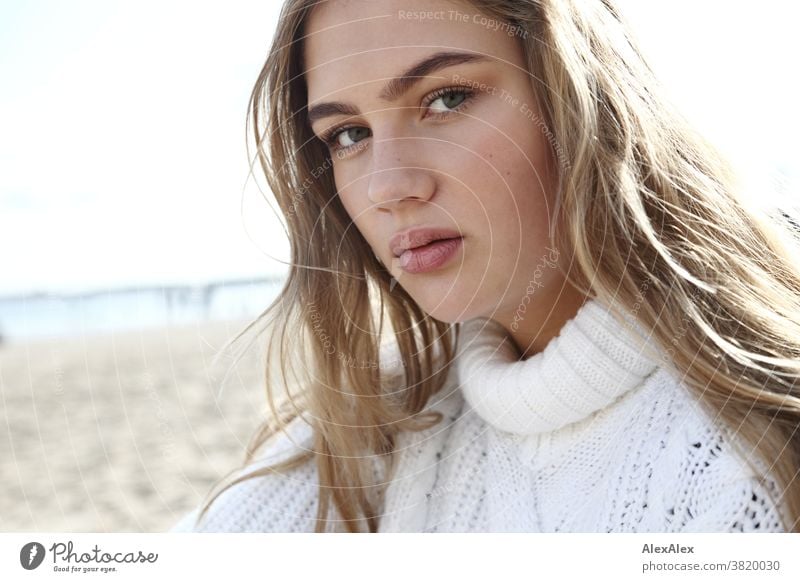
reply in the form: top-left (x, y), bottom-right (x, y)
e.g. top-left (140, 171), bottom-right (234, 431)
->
top-left (455, 298), bottom-right (663, 435)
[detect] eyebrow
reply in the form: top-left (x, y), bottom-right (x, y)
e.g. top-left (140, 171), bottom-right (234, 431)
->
top-left (306, 50), bottom-right (491, 126)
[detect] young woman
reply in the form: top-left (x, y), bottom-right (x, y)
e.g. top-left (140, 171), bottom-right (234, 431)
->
top-left (170, 0), bottom-right (800, 533)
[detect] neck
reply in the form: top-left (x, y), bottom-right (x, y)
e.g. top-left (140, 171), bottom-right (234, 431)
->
top-left (493, 286), bottom-right (591, 360)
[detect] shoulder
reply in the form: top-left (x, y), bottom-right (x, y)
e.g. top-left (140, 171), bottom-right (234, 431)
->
top-left (641, 368), bottom-right (787, 531)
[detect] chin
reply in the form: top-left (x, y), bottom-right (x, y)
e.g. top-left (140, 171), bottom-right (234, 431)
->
top-left (413, 295), bottom-right (485, 324)
top-left (394, 272), bottom-right (488, 323)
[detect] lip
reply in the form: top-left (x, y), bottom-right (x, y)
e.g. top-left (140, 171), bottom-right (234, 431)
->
top-left (395, 236), bottom-right (463, 274)
top-left (389, 226), bottom-right (463, 258)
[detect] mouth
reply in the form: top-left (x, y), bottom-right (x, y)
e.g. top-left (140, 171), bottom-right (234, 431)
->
top-left (389, 227), bottom-right (463, 258)
top-left (393, 236), bottom-right (464, 275)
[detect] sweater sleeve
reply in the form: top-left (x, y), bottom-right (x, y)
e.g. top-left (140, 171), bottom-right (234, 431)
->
top-left (678, 475), bottom-right (787, 533)
top-left (167, 416), bottom-right (320, 533)
top-left (168, 507), bottom-right (204, 532)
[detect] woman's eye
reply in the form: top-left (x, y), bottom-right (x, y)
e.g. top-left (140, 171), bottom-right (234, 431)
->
top-left (322, 88), bottom-right (473, 153)
top-left (332, 126), bottom-right (370, 148)
top-left (428, 90), bottom-right (468, 114)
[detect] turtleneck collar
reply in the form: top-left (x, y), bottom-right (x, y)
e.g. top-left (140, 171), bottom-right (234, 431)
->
top-left (455, 297), bottom-right (663, 435)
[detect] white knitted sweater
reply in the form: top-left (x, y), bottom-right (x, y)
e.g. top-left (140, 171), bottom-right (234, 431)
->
top-left (169, 299), bottom-right (788, 532)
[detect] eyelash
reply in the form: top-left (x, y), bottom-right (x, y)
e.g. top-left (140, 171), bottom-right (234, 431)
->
top-left (318, 85), bottom-right (476, 155)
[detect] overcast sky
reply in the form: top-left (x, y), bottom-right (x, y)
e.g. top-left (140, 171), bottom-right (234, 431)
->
top-left (1, 1), bottom-right (797, 295)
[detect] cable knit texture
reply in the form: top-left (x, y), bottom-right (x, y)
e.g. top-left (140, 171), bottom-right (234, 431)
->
top-left (169, 298), bottom-right (788, 533)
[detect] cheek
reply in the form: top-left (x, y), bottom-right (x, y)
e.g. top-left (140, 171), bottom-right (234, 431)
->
top-left (471, 124), bottom-right (555, 237)
top-left (333, 174), bottom-right (384, 256)
top-left (333, 166), bottom-right (367, 223)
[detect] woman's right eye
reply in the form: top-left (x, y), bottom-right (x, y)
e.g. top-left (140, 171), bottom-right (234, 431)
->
top-left (324, 126), bottom-right (371, 150)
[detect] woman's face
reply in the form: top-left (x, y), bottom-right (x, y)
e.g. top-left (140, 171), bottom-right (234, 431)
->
top-left (303, 0), bottom-right (584, 352)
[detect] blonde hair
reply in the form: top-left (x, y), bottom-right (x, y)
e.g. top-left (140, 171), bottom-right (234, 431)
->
top-left (193, 0), bottom-right (800, 532)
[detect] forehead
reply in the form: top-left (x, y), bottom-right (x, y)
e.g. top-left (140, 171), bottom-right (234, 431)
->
top-left (303, 0), bottom-right (523, 103)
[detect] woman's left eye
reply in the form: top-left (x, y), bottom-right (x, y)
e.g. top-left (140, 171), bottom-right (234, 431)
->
top-left (425, 88), bottom-right (472, 117)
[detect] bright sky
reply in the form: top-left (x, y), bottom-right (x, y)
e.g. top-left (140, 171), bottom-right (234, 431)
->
top-left (1, 1), bottom-right (797, 295)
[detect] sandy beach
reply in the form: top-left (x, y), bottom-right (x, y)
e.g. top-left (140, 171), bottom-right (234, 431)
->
top-left (0, 318), bottom-right (272, 532)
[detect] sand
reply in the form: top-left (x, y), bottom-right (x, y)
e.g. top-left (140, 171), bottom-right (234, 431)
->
top-left (0, 318), bottom-right (272, 532)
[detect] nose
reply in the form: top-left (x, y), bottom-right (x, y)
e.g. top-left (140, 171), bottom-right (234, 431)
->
top-left (366, 136), bottom-right (436, 210)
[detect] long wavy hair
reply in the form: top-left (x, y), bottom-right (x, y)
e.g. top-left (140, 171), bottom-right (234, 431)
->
top-left (191, 0), bottom-right (800, 532)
